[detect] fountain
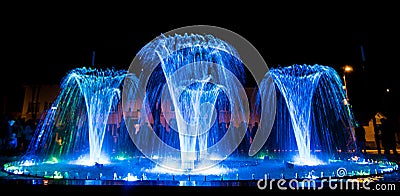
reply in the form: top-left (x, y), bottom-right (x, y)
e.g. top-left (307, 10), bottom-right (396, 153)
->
top-left (3, 26), bottom-right (397, 188)
top-left (122, 32), bottom-right (250, 172)
top-left (22, 67), bottom-right (128, 165)
top-left (260, 64), bottom-right (356, 165)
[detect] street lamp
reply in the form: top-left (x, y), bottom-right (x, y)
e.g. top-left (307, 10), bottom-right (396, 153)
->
top-left (342, 65), bottom-right (353, 105)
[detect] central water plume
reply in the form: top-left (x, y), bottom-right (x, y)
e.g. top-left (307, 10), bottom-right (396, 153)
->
top-left (123, 33), bottom-right (250, 172)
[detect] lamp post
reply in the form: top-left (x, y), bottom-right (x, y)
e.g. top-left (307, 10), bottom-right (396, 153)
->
top-left (342, 65), bottom-right (353, 105)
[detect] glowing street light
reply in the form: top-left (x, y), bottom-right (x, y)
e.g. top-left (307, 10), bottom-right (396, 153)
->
top-left (344, 65), bottom-right (353, 73)
top-left (342, 65), bottom-right (353, 105)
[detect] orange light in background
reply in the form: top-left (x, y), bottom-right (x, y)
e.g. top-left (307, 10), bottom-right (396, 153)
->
top-left (344, 65), bottom-right (353, 73)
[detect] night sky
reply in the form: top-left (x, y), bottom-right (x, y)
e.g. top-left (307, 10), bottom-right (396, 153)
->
top-left (2, 5), bottom-right (399, 122)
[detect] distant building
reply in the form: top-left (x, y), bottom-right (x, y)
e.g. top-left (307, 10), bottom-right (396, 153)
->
top-left (21, 84), bottom-right (60, 120)
top-left (20, 84), bottom-right (259, 125)
top-left (363, 119), bottom-right (376, 148)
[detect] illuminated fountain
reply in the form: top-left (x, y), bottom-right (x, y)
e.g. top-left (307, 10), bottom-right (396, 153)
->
top-left (4, 30), bottom-right (397, 186)
top-left (122, 33), bottom-right (249, 172)
top-left (22, 67), bottom-right (128, 165)
top-left (260, 64), bottom-right (356, 165)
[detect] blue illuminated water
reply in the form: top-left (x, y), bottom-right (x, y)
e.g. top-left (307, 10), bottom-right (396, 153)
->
top-left (24, 67), bottom-right (127, 164)
top-left (260, 64), bottom-right (356, 165)
top-left (123, 33), bottom-right (249, 171)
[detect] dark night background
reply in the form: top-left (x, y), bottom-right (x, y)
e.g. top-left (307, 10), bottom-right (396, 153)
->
top-left (1, 4), bottom-right (399, 124)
